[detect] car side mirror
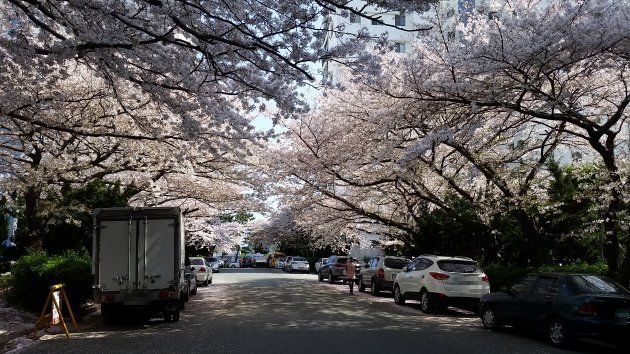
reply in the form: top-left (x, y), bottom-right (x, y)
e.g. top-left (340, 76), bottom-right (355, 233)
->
top-left (402, 266), bottom-right (409, 272)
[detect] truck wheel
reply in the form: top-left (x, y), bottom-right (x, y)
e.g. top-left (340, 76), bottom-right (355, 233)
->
top-left (328, 274), bottom-right (335, 284)
top-left (318, 271), bottom-right (324, 282)
top-left (101, 304), bottom-right (118, 325)
top-left (164, 313), bottom-right (172, 322)
top-left (173, 310), bottom-right (180, 322)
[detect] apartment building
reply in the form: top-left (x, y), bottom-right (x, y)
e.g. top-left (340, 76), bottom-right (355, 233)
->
top-left (322, 0), bottom-right (474, 84)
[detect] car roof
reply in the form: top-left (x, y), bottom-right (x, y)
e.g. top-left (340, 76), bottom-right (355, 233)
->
top-left (417, 255), bottom-right (476, 261)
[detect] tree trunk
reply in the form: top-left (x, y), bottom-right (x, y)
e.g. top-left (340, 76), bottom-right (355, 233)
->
top-left (21, 185), bottom-right (44, 250)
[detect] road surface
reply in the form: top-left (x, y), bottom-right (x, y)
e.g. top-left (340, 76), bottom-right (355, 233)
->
top-left (20, 269), bottom-right (618, 353)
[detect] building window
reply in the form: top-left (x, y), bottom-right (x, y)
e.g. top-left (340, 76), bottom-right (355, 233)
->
top-left (394, 42), bottom-right (406, 53)
top-left (395, 14), bottom-right (406, 26)
top-left (349, 13), bottom-right (361, 24)
top-left (371, 18), bottom-right (382, 25)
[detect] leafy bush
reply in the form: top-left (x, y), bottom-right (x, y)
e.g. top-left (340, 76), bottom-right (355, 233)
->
top-left (482, 265), bottom-right (532, 292)
top-left (483, 262), bottom-right (609, 292)
top-left (8, 250), bottom-right (92, 312)
top-left (537, 262), bottom-right (608, 275)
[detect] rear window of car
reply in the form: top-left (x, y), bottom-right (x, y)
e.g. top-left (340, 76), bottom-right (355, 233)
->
top-left (384, 258), bottom-right (410, 269)
top-left (568, 275), bottom-right (630, 295)
top-left (336, 257), bottom-right (348, 264)
top-left (437, 260), bottom-right (480, 273)
top-left (293, 257), bottom-right (306, 261)
top-left (190, 258), bottom-right (204, 265)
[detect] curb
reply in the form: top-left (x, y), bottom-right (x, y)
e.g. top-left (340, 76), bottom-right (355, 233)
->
top-left (0, 304), bottom-right (102, 352)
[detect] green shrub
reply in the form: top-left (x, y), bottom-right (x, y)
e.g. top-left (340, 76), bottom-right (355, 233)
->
top-left (482, 265), bottom-right (532, 292)
top-left (8, 250), bottom-right (92, 312)
top-left (538, 262), bottom-right (608, 275)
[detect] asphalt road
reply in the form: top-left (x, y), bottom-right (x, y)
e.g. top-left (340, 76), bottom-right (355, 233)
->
top-left (20, 269), bottom-right (618, 354)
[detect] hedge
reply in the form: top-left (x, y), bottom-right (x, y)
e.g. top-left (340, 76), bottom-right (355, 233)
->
top-left (8, 250), bottom-right (92, 312)
top-left (483, 262), bottom-right (609, 292)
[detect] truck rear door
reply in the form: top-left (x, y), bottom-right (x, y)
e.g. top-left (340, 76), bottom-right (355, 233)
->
top-left (140, 218), bottom-right (176, 290)
top-left (99, 220), bottom-right (134, 292)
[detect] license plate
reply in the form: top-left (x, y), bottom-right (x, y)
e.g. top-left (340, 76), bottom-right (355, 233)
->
top-left (615, 309), bottom-right (630, 322)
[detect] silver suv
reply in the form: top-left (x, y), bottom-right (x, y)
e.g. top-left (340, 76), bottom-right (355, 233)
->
top-left (393, 255), bottom-right (490, 313)
top-left (358, 256), bottom-right (410, 295)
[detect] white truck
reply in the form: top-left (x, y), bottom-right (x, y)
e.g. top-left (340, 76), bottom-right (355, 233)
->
top-left (92, 207), bottom-right (186, 323)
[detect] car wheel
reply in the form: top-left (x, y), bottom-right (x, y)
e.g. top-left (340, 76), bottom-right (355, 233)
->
top-left (182, 289), bottom-right (190, 302)
top-left (209, 276), bottom-right (213, 284)
top-left (204, 277), bottom-right (209, 286)
top-left (420, 290), bottom-right (434, 314)
top-left (191, 283), bottom-right (197, 295)
top-left (172, 310), bottom-right (180, 322)
top-left (371, 278), bottom-right (380, 296)
top-left (481, 307), bottom-right (499, 330)
top-left (393, 284), bottom-right (405, 305)
top-left (328, 273), bottom-right (335, 284)
top-left (358, 277), bottom-right (366, 292)
top-left (547, 318), bottom-right (571, 347)
top-left (318, 271), bottom-right (324, 282)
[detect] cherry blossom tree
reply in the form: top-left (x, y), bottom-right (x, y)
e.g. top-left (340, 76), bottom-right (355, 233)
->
top-left (388, 0), bottom-right (630, 279)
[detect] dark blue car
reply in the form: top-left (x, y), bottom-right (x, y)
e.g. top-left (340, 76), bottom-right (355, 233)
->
top-left (479, 272), bottom-right (630, 348)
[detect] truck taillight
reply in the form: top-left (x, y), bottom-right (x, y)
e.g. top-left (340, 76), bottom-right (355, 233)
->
top-left (429, 272), bottom-right (450, 280)
top-left (198, 267), bottom-right (206, 273)
top-left (378, 268), bottom-right (385, 279)
top-left (159, 291), bottom-right (175, 299)
top-left (481, 275), bottom-right (489, 282)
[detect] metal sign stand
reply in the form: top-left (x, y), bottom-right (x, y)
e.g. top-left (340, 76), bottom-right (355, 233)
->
top-left (32, 284), bottom-right (79, 339)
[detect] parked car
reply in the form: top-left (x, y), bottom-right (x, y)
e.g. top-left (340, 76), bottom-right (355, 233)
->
top-left (393, 255), bottom-right (489, 313)
top-left (268, 252), bottom-right (285, 268)
top-left (318, 255), bottom-right (361, 284)
top-left (286, 256), bottom-right (310, 273)
top-left (228, 261), bottom-right (240, 268)
top-left (205, 257), bottom-right (221, 273)
top-left (253, 253), bottom-right (267, 268)
top-left (275, 257), bottom-right (287, 269)
top-left (283, 256), bottom-right (294, 272)
top-left (189, 256), bottom-right (213, 286)
top-left (184, 266), bottom-right (198, 299)
top-left (240, 255), bottom-right (255, 268)
top-left (479, 272), bottom-right (630, 348)
top-left (359, 256), bottom-right (410, 295)
top-left (315, 258), bottom-right (328, 273)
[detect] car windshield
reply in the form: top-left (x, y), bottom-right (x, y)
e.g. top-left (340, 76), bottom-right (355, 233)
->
top-left (569, 275), bottom-right (630, 295)
top-left (293, 257), bottom-right (306, 261)
top-left (208, 257), bottom-right (217, 262)
top-left (437, 260), bottom-right (479, 273)
top-left (384, 258), bottom-right (410, 269)
top-left (190, 258), bottom-right (204, 265)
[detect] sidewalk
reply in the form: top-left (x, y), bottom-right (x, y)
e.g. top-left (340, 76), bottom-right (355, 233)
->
top-left (0, 291), bottom-right (100, 353)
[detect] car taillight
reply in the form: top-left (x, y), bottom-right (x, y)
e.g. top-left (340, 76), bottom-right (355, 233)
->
top-left (378, 268), bottom-right (385, 279)
top-left (198, 267), bottom-right (206, 273)
top-left (104, 294), bottom-right (114, 303)
top-left (481, 275), bottom-right (489, 282)
top-left (578, 303), bottom-right (598, 316)
top-left (429, 272), bottom-right (450, 280)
